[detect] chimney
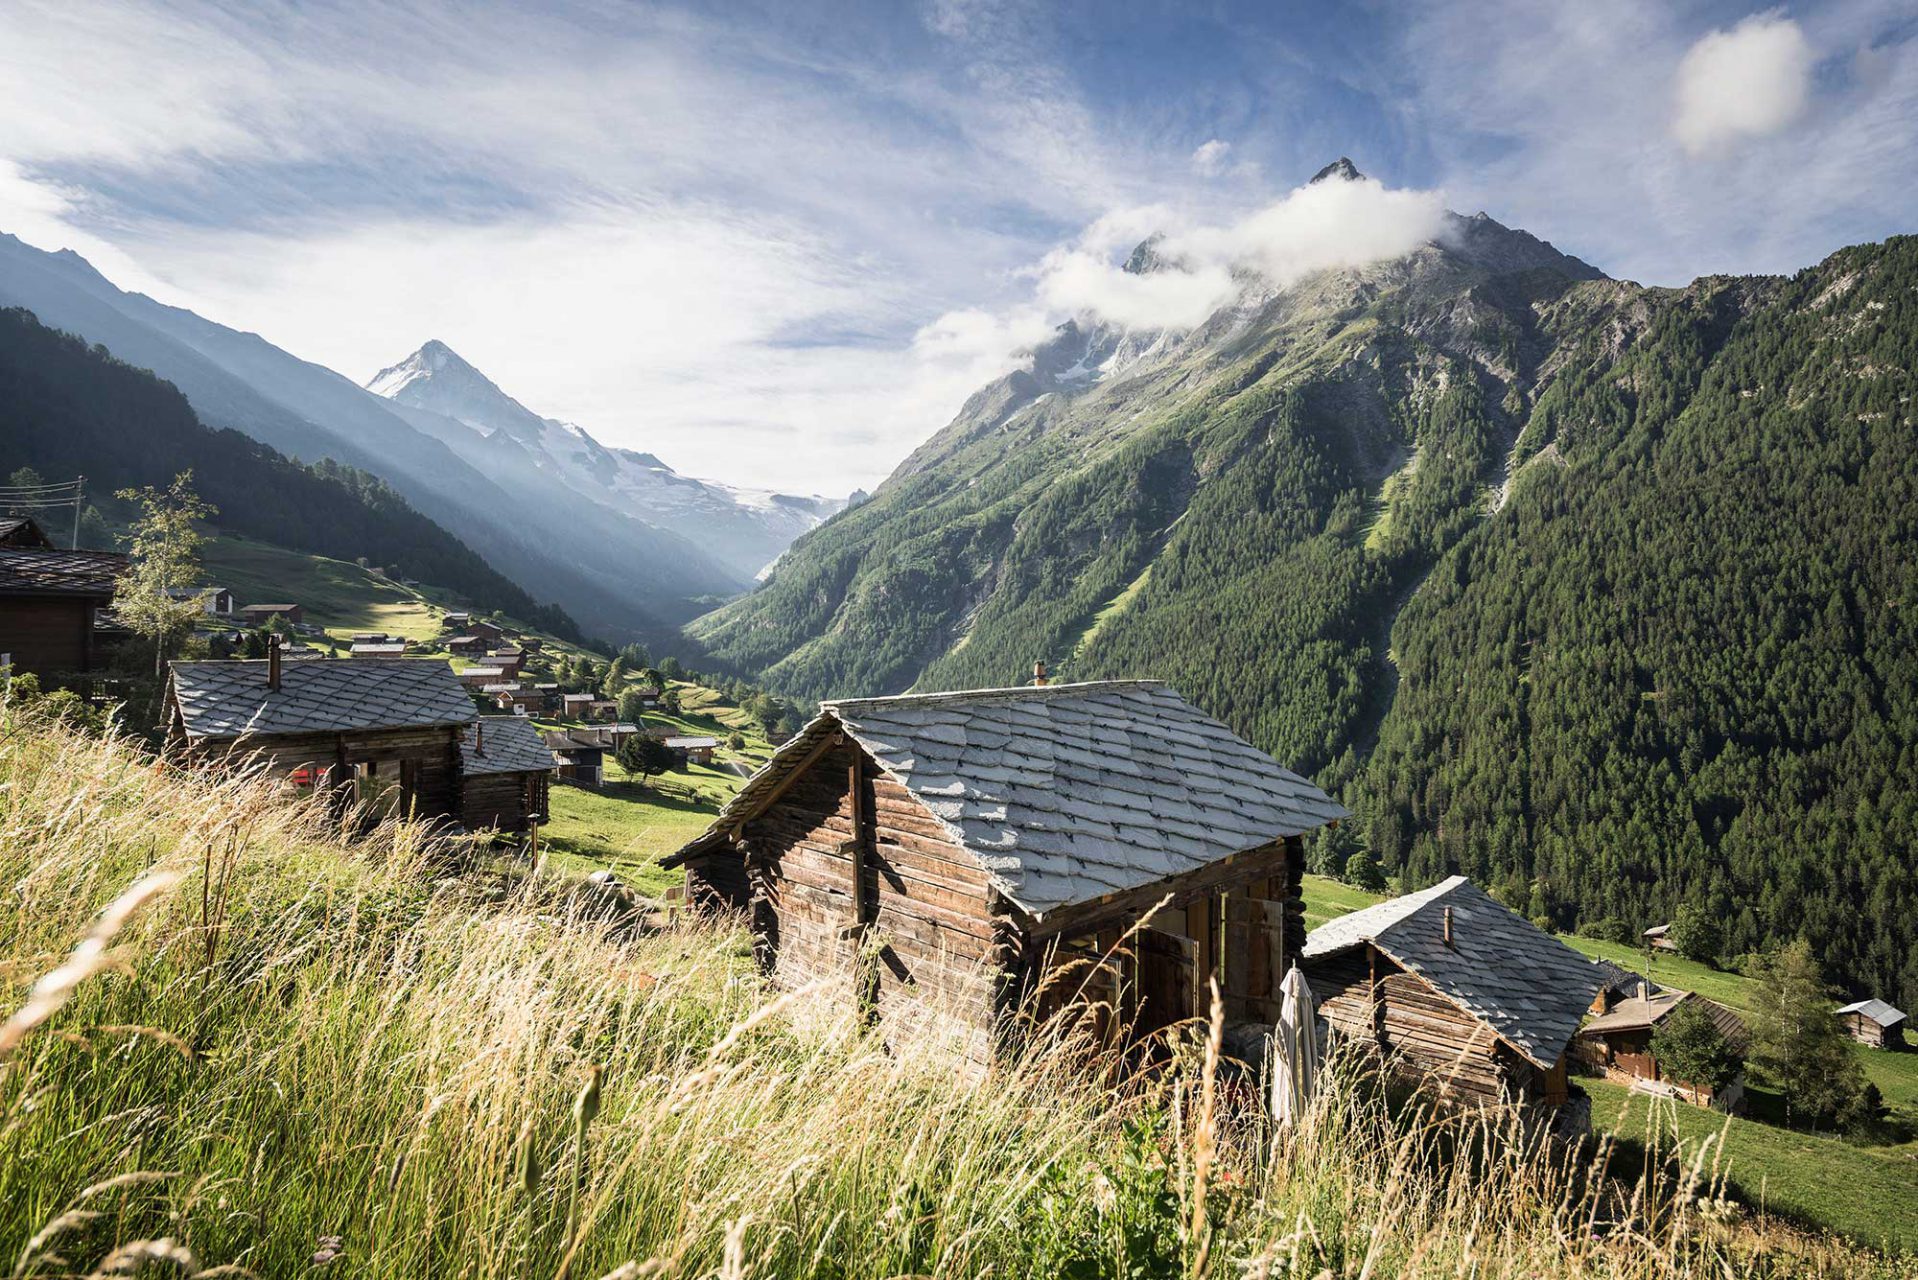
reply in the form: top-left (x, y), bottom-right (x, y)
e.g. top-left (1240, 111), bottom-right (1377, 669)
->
top-left (476, 719), bottom-right (486, 755)
top-left (1032, 660), bottom-right (1048, 687)
top-left (1442, 905), bottom-right (1454, 947)
top-left (1638, 980), bottom-right (1651, 1002)
top-left (267, 635), bottom-right (282, 692)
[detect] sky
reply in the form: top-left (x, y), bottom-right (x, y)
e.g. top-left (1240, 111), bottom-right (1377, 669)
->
top-left (0, 1), bottom-right (1914, 495)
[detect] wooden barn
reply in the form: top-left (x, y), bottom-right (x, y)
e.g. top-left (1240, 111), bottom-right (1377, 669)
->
top-left (1837, 999), bottom-right (1907, 1049)
top-left (240, 603), bottom-right (303, 626)
top-left (460, 716), bottom-right (554, 833)
top-left (0, 524), bottom-right (128, 676)
top-left (543, 728), bottom-right (606, 786)
top-left (1302, 877), bottom-right (1603, 1119)
top-left (164, 648), bottom-right (476, 822)
top-left (1573, 983), bottom-right (1748, 1109)
top-left (664, 680), bottom-right (1346, 1061)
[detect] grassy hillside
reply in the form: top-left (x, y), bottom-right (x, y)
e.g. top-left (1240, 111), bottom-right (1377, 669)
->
top-left (1300, 874), bottom-right (1918, 1252)
top-left (0, 704), bottom-right (1889, 1278)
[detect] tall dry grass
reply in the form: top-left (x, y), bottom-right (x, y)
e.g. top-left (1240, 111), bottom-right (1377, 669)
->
top-left (0, 701), bottom-right (1902, 1278)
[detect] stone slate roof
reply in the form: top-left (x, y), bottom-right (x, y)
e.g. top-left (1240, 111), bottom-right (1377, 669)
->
top-left (0, 546), bottom-right (127, 596)
top-left (669, 680), bottom-right (1347, 919)
top-left (1582, 988), bottom-right (1749, 1049)
top-left (1303, 876), bottom-right (1604, 1068)
top-left (462, 716), bottom-right (557, 775)
top-left (169, 658), bottom-right (476, 740)
top-left (1837, 998), bottom-right (1907, 1027)
top-left (0, 517), bottom-right (55, 548)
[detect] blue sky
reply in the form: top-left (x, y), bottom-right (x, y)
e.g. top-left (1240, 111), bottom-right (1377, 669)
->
top-left (1, 0), bottom-right (1914, 492)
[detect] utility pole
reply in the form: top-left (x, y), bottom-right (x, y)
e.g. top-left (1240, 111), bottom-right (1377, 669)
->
top-left (71, 475), bottom-right (84, 550)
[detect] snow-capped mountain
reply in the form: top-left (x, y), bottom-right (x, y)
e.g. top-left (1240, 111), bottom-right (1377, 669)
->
top-left (367, 340), bottom-right (847, 579)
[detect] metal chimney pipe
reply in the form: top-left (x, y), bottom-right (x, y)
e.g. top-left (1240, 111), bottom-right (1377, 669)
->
top-left (1032, 660), bottom-right (1048, 687)
top-left (267, 635), bottom-right (282, 691)
top-left (1443, 905), bottom-right (1454, 947)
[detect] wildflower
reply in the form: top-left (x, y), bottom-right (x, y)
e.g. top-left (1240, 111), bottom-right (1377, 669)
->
top-left (1089, 1170), bottom-right (1117, 1216)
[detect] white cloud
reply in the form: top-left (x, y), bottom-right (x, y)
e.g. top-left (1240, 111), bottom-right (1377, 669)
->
top-left (1030, 173), bottom-right (1445, 331)
top-left (1673, 14), bottom-right (1817, 154)
top-left (1191, 139), bottom-right (1232, 176)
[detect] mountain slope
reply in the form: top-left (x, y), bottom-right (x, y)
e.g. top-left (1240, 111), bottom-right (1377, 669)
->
top-left (0, 305), bottom-right (576, 637)
top-left (0, 234), bottom-right (741, 642)
top-left (692, 178), bottom-right (1918, 1008)
top-left (366, 340), bottom-right (847, 579)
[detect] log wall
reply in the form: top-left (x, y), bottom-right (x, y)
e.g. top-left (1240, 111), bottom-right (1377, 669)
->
top-left (0, 596), bottom-right (100, 675)
top-left (461, 770), bottom-right (548, 832)
top-left (184, 724), bottom-right (463, 821)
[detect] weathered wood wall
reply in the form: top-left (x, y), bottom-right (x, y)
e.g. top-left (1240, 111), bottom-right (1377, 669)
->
top-left (184, 724), bottom-right (463, 821)
top-left (461, 770), bottom-right (548, 832)
top-left (0, 596), bottom-right (99, 675)
top-left (1306, 945), bottom-right (1545, 1104)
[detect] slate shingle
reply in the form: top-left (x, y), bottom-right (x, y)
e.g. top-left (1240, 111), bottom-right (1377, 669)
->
top-left (461, 716), bottom-right (558, 775)
top-left (170, 659), bottom-right (476, 739)
top-left (672, 680), bottom-right (1347, 919)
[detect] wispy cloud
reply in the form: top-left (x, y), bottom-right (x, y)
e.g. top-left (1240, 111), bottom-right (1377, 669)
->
top-left (1673, 14), bottom-right (1817, 154)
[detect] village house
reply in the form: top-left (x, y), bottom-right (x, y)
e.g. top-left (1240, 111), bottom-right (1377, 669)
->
top-left (1836, 999), bottom-right (1907, 1049)
top-left (533, 681), bottom-right (561, 714)
top-left (1301, 877), bottom-right (1604, 1123)
top-left (0, 547), bottom-right (127, 675)
top-left (240, 603), bottom-right (303, 626)
top-left (665, 734), bottom-right (719, 765)
top-left (441, 612), bottom-right (471, 631)
top-left (664, 681), bottom-right (1346, 1062)
top-left (0, 517), bottom-right (54, 548)
top-left (163, 649), bottom-right (475, 822)
top-left (446, 635), bottom-right (486, 656)
top-left (458, 665), bottom-right (507, 689)
top-left (166, 585), bottom-right (235, 616)
top-left (519, 637), bottom-right (544, 654)
top-left (489, 649), bottom-right (525, 677)
top-left (494, 686), bottom-right (544, 716)
top-left (1643, 923), bottom-right (1677, 954)
top-left (468, 620), bottom-right (504, 645)
top-left (459, 716), bottom-right (554, 833)
top-left (586, 698), bottom-right (618, 722)
top-left (542, 727), bottom-right (606, 786)
top-left (0, 518), bottom-right (128, 675)
top-left (1574, 982), bottom-right (1748, 1109)
top-left (560, 692), bottom-right (594, 718)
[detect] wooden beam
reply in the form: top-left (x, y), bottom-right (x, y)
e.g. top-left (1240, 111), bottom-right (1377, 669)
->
top-left (1026, 839), bottom-right (1291, 942)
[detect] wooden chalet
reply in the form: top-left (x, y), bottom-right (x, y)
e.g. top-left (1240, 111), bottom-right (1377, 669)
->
top-left (240, 602), bottom-right (303, 626)
top-left (665, 734), bottom-right (718, 765)
top-left (1573, 982), bottom-right (1748, 1109)
top-left (166, 585), bottom-right (235, 616)
top-left (0, 520), bottom-right (128, 675)
top-left (0, 517), bottom-right (55, 548)
top-left (446, 635), bottom-right (486, 655)
top-left (164, 649), bottom-right (475, 822)
top-left (586, 699), bottom-right (617, 722)
top-left (542, 728), bottom-right (606, 786)
top-left (533, 682), bottom-right (561, 714)
top-left (468, 620), bottom-right (503, 645)
top-left (458, 666), bottom-right (507, 689)
top-left (1837, 999), bottom-right (1907, 1049)
top-left (460, 716), bottom-right (554, 832)
top-left (441, 612), bottom-right (472, 630)
top-left (1302, 877), bottom-right (1604, 1117)
top-left (1642, 923), bottom-right (1676, 953)
top-left (495, 686), bottom-right (544, 715)
top-left (664, 681), bottom-right (1346, 1061)
top-left (560, 692), bottom-right (594, 717)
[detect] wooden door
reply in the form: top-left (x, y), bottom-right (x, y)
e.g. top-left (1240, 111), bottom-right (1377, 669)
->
top-left (1222, 895), bottom-right (1289, 1023)
top-left (1135, 928), bottom-right (1199, 1039)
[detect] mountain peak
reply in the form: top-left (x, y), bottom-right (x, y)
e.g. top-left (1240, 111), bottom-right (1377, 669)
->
top-left (1310, 157), bottom-right (1365, 184)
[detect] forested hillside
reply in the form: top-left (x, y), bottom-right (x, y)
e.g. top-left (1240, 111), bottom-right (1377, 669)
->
top-left (693, 218), bottom-right (1918, 1009)
top-left (0, 306), bottom-right (582, 639)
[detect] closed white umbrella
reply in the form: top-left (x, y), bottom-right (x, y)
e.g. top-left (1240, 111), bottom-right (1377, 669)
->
top-left (1271, 964), bottom-right (1321, 1127)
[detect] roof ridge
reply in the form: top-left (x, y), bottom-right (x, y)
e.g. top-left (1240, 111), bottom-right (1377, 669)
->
top-left (824, 679), bottom-right (1166, 710)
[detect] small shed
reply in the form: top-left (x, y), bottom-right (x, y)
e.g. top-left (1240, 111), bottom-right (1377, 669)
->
top-left (1302, 877), bottom-right (1603, 1113)
top-left (542, 728), bottom-right (606, 786)
top-left (166, 585), bottom-right (235, 616)
top-left (1836, 999), bottom-right (1908, 1049)
top-left (459, 666), bottom-right (507, 688)
top-left (1643, 923), bottom-right (1677, 953)
top-left (442, 612), bottom-right (472, 630)
top-left (164, 652), bottom-right (475, 821)
top-left (241, 603), bottom-right (303, 626)
top-left (1573, 984), bottom-right (1748, 1108)
top-left (460, 716), bottom-right (554, 833)
top-left (447, 635), bottom-right (486, 655)
top-left (665, 680), bottom-right (1345, 1061)
top-left (665, 734), bottom-right (718, 764)
top-left (586, 699), bottom-right (618, 722)
top-left (560, 692), bottom-right (594, 717)
top-left (0, 536), bottom-right (128, 675)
